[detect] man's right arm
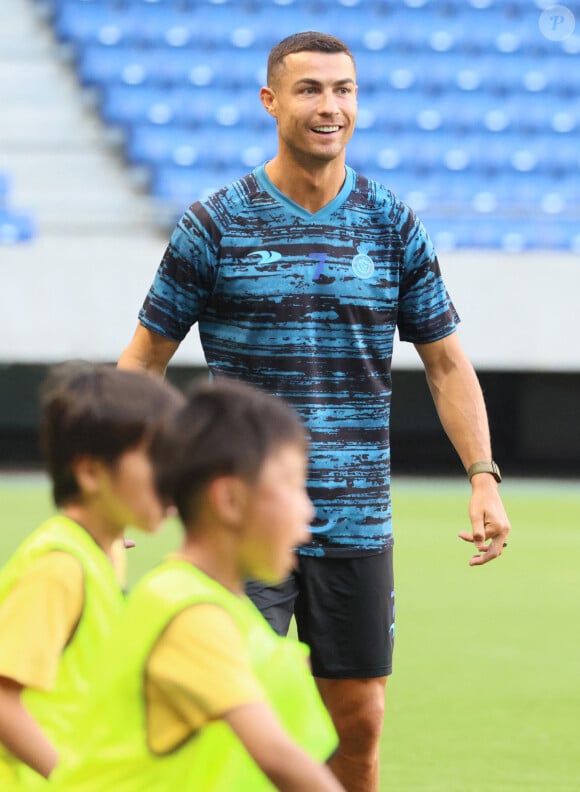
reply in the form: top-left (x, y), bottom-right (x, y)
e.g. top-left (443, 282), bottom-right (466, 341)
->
top-left (117, 324), bottom-right (180, 377)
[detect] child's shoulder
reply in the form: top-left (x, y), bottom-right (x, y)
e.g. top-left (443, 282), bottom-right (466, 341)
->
top-left (1, 550), bottom-right (84, 613)
top-left (29, 550), bottom-right (84, 587)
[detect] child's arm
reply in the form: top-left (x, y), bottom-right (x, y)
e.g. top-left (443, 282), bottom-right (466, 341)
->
top-left (0, 676), bottom-right (58, 778)
top-left (0, 551), bottom-right (84, 776)
top-left (226, 701), bottom-right (345, 792)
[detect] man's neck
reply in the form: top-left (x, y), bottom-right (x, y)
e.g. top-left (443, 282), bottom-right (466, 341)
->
top-left (265, 155), bottom-right (346, 214)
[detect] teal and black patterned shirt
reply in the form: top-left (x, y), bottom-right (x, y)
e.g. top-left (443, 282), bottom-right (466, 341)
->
top-left (139, 165), bottom-right (459, 556)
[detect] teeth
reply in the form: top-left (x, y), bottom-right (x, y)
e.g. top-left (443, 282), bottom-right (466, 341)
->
top-left (313, 126), bottom-right (339, 132)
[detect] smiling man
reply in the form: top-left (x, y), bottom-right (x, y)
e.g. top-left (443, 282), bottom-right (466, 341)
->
top-left (118, 32), bottom-right (511, 792)
top-left (260, 39), bottom-right (358, 208)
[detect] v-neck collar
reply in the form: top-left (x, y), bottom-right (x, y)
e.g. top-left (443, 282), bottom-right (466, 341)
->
top-left (254, 164), bottom-right (355, 222)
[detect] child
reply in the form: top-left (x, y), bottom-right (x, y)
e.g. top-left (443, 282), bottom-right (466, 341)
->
top-left (50, 378), bottom-right (344, 792)
top-left (0, 362), bottom-right (183, 789)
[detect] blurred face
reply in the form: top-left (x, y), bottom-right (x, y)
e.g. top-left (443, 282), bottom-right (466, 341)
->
top-left (262, 51), bottom-right (358, 165)
top-left (94, 444), bottom-right (167, 535)
top-left (239, 443), bottom-right (314, 584)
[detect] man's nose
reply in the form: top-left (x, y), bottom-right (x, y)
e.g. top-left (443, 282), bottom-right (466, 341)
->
top-left (318, 89), bottom-right (339, 114)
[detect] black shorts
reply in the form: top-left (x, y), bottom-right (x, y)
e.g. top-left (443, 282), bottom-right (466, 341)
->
top-left (245, 549), bottom-right (395, 679)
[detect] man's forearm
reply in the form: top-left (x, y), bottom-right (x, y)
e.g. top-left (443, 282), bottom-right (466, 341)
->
top-left (422, 342), bottom-right (492, 470)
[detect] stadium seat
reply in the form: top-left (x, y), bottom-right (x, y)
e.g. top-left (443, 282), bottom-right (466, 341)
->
top-left (100, 84), bottom-right (265, 129)
top-left (135, 5), bottom-right (232, 48)
top-left (150, 163), bottom-right (248, 208)
top-left (0, 170), bottom-right (36, 244)
top-left (77, 44), bottom-right (149, 86)
top-left (0, 170), bottom-right (10, 206)
top-left (78, 44), bottom-right (269, 89)
top-left (0, 210), bottom-right (36, 244)
top-left (126, 123), bottom-right (276, 169)
top-left (54, 2), bottom-right (133, 47)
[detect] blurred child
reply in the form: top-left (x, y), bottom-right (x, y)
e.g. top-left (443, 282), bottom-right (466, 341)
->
top-left (0, 362), bottom-right (183, 789)
top-left (50, 378), bottom-right (344, 792)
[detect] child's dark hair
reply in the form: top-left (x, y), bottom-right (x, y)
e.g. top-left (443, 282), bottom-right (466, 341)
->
top-left (155, 378), bottom-right (308, 525)
top-left (40, 362), bottom-right (184, 507)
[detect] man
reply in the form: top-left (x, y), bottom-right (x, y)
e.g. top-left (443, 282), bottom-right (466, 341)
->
top-left (118, 32), bottom-right (511, 792)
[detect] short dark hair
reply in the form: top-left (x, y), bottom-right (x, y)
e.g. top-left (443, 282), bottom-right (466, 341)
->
top-left (40, 362), bottom-right (184, 507)
top-left (267, 31), bottom-right (355, 87)
top-left (155, 378), bottom-right (308, 525)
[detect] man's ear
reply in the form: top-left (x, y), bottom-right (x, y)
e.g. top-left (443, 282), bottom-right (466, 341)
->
top-left (260, 86), bottom-right (277, 118)
top-left (206, 476), bottom-right (248, 526)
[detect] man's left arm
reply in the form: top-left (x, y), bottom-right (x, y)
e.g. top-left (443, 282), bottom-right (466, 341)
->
top-left (415, 332), bottom-right (511, 566)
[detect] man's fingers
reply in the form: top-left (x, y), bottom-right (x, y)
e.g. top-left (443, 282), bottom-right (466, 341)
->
top-left (459, 530), bottom-right (509, 565)
top-left (458, 530), bottom-right (487, 550)
top-left (467, 537), bottom-right (508, 566)
top-left (458, 530), bottom-right (484, 544)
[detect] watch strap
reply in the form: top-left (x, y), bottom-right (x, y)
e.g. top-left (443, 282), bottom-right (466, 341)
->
top-left (466, 460), bottom-right (502, 483)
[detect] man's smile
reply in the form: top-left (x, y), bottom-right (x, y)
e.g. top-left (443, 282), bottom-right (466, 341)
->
top-left (311, 125), bottom-right (341, 134)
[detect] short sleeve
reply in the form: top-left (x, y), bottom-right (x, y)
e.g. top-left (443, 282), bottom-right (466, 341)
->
top-left (146, 602), bottom-right (266, 753)
top-left (0, 552), bottom-right (84, 691)
top-left (138, 208), bottom-right (219, 342)
top-left (396, 209), bottom-right (460, 344)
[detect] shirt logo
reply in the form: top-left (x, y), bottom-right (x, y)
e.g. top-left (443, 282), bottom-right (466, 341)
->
top-left (248, 250), bottom-right (282, 264)
top-left (351, 244), bottom-right (375, 279)
top-left (310, 252), bottom-right (327, 282)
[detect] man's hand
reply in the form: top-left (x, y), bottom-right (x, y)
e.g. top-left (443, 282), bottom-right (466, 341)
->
top-left (458, 476), bottom-right (511, 566)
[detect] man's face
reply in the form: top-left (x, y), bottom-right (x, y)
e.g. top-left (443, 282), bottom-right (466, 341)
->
top-left (262, 51), bottom-right (358, 164)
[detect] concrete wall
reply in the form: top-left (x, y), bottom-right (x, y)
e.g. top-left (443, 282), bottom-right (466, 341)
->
top-left (3, 242), bottom-right (578, 372)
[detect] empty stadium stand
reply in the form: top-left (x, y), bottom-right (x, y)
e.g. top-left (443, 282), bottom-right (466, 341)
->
top-left (31, 0), bottom-right (580, 249)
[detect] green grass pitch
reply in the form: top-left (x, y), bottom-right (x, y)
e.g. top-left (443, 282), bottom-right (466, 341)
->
top-left (1, 474), bottom-right (579, 791)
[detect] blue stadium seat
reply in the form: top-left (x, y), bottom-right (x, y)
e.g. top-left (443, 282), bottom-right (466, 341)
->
top-left (126, 123), bottom-right (276, 169)
top-left (56, 2), bottom-right (257, 48)
top-left (126, 5), bottom-right (222, 47)
top-left (150, 163), bottom-right (248, 208)
top-left (383, 168), bottom-right (577, 221)
top-left (349, 129), bottom-right (476, 175)
top-left (0, 210), bottom-right (36, 244)
top-left (77, 44), bottom-right (149, 86)
top-left (100, 84), bottom-right (265, 129)
top-left (369, 89), bottom-right (545, 134)
top-left (0, 170), bottom-right (36, 243)
top-left (429, 215), bottom-right (580, 251)
top-left (78, 44), bottom-right (268, 89)
top-left (0, 170), bottom-right (10, 206)
top-left (55, 2), bottom-right (133, 46)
